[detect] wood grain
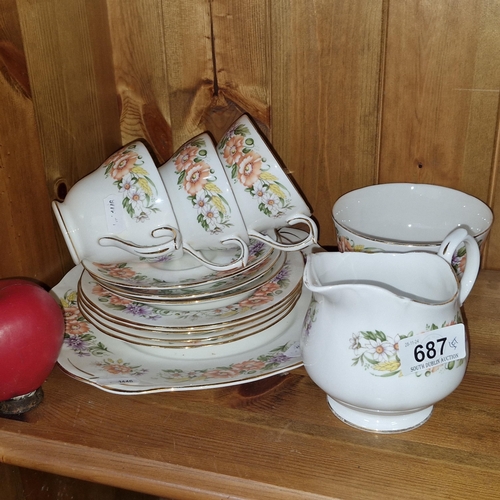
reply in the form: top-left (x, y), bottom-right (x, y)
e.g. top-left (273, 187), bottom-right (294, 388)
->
top-left (0, 463), bottom-right (23, 500)
top-left (16, 0), bottom-right (122, 188)
top-left (3, 0), bottom-right (500, 278)
top-left (270, 0), bottom-right (385, 246)
top-left (380, 0), bottom-right (500, 265)
top-left (1, 270), bottom-right (500, 499)
top-left (2, 2), bottom-right (500, 492)
top-left (209, 0), bottom-right (271, 139)
top-left (107, 0), bottom-right (173, 164)
top-left (0, 0), bottom-right (69, 285)
top-left (160, 0), bottom-right (215, 150)
top-left (9, 0), bottom-right (122, 284)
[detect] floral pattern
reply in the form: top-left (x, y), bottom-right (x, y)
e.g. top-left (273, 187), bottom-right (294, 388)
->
top-left (303, 296), bottom-right (465, 379)
top-left (61, 289), bottom-right (111, 358)
top-left (103, 143), bottom-right (160, 223)
top-left (94, 358), bottom-right (148, 378)
top-left (173, 137), bottom-right (232, 234)
top-left (159, 341), bottom-right (300, 383)
top-left (337, 234), bottom-right (472, 279)
top-left (55, 264), bottom-right (307, 391)
top-left (451, 245), bottom-right (467, 280)
top-left (90, 237), bottom-right (271, 290)
top-left (348, 315), bottom-right (465, 377)
top-left (89, 261), bottom-right (292, 322)
top-left (218, 123), bottom-right (294, 218)
top-left (61, 288), bottom-right (148, 379)
top-left (336, 235), bottom-right (382, 254)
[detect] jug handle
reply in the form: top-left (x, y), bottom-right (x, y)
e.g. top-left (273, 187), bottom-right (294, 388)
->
top-left (437, 227), bottom-right (480, 305)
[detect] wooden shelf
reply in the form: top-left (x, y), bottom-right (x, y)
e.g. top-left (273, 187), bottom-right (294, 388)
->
top-left (1, 270), bottom-right (500, 500)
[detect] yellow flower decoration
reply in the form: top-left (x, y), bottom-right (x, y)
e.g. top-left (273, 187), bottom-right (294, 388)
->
top-left (269, 183), bottom-right (286, 199)
top-left (130, 166), bottom-right (150, 176)
top-left (259, 171), bottom-right (279, 182)
top-left (211, 195), bottom-right (226, 214)
top-left (137, 177), bottom-right (153, 197)
top-left (204, 182), bottom-right (222, 194)
top-left (373, 361), bottom-right (401, 372)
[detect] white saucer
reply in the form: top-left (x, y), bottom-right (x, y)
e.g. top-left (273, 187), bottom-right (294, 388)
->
top-left (54, 265), bottom-right (312, 393)
top-left (82, 233), bottom-right (275, 290)
top-left (84, 250), bottom-right (284, 307)
top-left (78, 251), bottom-right (303, 330)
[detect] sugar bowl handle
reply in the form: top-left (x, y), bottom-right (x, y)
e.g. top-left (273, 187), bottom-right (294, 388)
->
top-left (438, 227), bottom-right (480, 305)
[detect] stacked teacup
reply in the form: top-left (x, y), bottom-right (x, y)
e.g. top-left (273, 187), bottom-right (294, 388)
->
top-left (53, 114), bottom-right (318, 351)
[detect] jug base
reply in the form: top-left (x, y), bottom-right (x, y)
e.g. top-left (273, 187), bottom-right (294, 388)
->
top-left (327, 396), bottom-right (433, 433)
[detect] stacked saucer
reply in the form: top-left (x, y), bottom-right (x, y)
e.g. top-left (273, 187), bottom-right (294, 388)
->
top-left (76, 238), bottom-right (303, 350)
top-left (54, 229), bottom-right (314, 393)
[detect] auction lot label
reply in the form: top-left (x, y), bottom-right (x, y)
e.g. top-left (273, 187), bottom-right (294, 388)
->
top-left (398, 324), bottom-right (466, 376)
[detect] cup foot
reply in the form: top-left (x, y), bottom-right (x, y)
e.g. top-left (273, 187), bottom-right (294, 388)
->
top-left (327, 396), bottom-right (433, 433)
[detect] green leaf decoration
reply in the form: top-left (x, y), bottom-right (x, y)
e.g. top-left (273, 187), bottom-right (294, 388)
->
top-left (130, 166), bottom-right (149, 176)
top-left (104, 163), bottom-right (113, 176)
top-left (193, 139), bottom-right (206, 148)
top-left (177, 169), bottom-right (186, 185)
top-left (360, 331), bottom-right (378, 341)
top-left (231, 164), bottom-right (238, 179)
top-left (234, 124), bottom-right (250, 136)
top-left (274, 180), bottom-right (291, 196)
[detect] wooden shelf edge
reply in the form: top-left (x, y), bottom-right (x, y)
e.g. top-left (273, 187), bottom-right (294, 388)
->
top-left (0, 431), bottom-right (334, 500)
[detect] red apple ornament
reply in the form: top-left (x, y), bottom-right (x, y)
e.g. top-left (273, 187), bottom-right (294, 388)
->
top-left (0, 279), bottom-right (65, 405)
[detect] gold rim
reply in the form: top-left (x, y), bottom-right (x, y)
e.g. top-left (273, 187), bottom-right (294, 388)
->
top-left (78, 292), bottom-right (300, 349)
top-left (59, 358), bottom-right (303, 394)
top-left (89, 251), bottom-right (286, 306)
top-left (82, 231), bottom-right (278, 291)
top-left (77, 278), bottom-right (302, 334)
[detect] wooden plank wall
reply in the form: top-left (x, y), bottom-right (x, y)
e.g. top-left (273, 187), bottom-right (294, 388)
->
top-left (2, 0), bottom-right (500, 288)
top-left (0, 0), bottom-right (500, 494)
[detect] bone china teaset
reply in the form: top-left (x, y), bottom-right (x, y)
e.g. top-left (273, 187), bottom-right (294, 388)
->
top-left (52, 113), bottom-right (494, 433)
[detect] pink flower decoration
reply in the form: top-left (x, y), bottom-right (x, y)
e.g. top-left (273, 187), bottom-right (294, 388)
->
top-left (223, 136), bottom-right (245, 165)
top-left (183, 161), bottom-right (210, 195)
top-left (237, 151), bottom-right (262, 187)
top-left (175, 146), bottom-right (199, 172)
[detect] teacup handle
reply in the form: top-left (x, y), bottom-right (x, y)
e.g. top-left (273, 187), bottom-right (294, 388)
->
top-left (248, 214), bottom-right (318, 252)
top-left (98, 226), bottom-right (180, 259)
top-left (182, 237), bottom-right (249, 272)
top-left (437, 227), bottom-right (480, 305)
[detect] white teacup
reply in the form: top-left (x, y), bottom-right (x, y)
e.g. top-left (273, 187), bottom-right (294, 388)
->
top-left (53, 141), bottom-right (181, 265)
top-left (159, 133), bottom-right (250, 271)
top-left (217, 114), bottom-right (318, 252)
top-left (333, 183), bottom-right (493, 277)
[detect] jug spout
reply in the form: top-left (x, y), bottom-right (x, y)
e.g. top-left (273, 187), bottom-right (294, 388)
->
top-left (303, 253), bottom-right (335, 295)
top-left (304, 250), bottom-right (463, 306)
top-left (300, 248), bottom-right (471, 433)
